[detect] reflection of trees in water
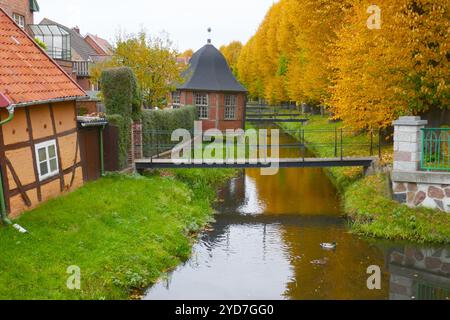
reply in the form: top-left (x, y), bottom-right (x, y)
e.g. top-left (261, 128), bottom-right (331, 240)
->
top-left (388, 247), bottom-right (450, 300)
top-left (280, 224), bottom-right (390, 300)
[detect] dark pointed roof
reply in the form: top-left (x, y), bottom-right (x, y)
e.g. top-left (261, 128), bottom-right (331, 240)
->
top-left (177, 44), bottom-right (247, 93)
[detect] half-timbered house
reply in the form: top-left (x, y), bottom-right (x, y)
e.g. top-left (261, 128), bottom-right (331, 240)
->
top-left (0, 8), bottom-right (87, 219)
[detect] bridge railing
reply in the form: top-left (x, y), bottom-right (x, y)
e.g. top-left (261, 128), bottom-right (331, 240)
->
top-left (140, 128), bottom-right (381, 161)
top-left (282, 128), bottom-right (382, 159)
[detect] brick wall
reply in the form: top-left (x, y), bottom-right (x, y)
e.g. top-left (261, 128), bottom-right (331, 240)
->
top-left (0, 0), bottom-right (34, 26)
top-left (177, 90), bottom-right (246, 131)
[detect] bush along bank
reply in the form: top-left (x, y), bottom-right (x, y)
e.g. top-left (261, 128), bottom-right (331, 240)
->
top-left (141, 106), bottom-right (197, 158)
top-left (278, 116), bottom-right (450, 244)
top-left (0, 169), bottom-right (237, 299)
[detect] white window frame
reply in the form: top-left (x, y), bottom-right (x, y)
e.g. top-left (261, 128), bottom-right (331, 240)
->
top-left (172, 91), bottom-right (181, 108)
top-left (224, 95), bottom-right (237, 120)
top-left (12, 13), bottom-right (25, 29)
top-left (35, 140), bottom-right (59, 181)
top-left (195, 93), bottom-right (209, 120)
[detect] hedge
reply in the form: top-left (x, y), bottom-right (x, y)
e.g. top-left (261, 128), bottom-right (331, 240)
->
top-left (101, 67), bottom-right (141, 121)
top-left (142, 106), bottom-right (197, 157)
top-left (107, 114), bottom-right (130, 170)
top-left (101, 67), bottom-right (141, 169)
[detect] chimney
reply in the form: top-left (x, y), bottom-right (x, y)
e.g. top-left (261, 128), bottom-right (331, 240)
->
top-left (73, 26), bottom-right (80, 34)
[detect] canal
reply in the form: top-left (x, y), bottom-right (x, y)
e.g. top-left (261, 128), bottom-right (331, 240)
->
top-left (145, 129), bottom-right (450, 300)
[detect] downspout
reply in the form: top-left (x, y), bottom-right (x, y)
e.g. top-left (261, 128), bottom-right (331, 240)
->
top-left (99, 125), bottom-right (105, 176)
top-left (0, 105), bottom-right (15, 225)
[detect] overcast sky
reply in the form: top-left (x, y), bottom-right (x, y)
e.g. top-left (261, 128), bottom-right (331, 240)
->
top-left (35, 0), bottom-right (276, 52)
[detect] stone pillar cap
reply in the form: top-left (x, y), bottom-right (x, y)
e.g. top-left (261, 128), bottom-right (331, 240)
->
top-left (393, 116), bottom-right (428, 126)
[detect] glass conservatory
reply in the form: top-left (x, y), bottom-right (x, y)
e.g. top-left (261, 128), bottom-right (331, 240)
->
top-left (28, 24), bottom-right (71, 61)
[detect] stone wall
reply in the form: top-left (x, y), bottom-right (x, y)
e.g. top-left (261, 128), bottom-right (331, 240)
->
top-left (391, 116), bottom-right (449, 213)
top-left (393, 180), bottom-right (450, 212)
top-left (389, 248), bottom-right (450, 300)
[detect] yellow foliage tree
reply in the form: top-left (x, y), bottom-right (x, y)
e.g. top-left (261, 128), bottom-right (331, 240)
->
top-left (236, 0), bottom-right (448, 129)
top-left (329, 0), bottom-right (449, 130)
top-left (220, 41), bottom-right (243, 77)
top-left (91, 31), bottom-right (182, 108)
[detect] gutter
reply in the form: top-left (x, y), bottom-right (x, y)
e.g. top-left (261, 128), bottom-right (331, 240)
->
top-left (10, 95), bottom-right (90, 109)
top-left (0, 105), bottom-right (15, 225)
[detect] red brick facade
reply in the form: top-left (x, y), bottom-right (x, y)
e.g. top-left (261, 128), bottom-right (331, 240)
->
top-left (0, 0), bottom-right (34, 27)
top-left (175, 91), bottom-right (246, 131)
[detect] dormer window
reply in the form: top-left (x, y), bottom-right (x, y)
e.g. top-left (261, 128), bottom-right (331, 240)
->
top-left (12, 13), bottom-right (25, 29)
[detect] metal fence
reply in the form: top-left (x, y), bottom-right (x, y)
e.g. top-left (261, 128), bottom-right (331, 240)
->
top-left (141, 128), bottom-right (382, 161)
top-left (421, 128), bottom-right (450, 172)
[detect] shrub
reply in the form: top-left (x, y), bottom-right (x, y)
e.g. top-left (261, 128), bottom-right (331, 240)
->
top-left (142, 106), bottom-right (197, 157)
top-left (107, 114), bottom-right (130, 170)
top-left (100, 67), bottom-right (141, 120)
top-left (101, 67), bottom-right (142, 169)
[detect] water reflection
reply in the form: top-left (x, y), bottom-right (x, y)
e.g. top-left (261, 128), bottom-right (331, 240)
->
top-left (388, 248), bottom-right (450, 300)
top-left (145, 129), bottom-right (449, 300)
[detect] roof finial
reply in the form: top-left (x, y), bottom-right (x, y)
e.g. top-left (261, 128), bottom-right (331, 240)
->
top-left (207, 27), bottom-right (212, 44)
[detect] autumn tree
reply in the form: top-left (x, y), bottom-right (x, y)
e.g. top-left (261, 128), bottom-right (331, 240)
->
top-left (329, 0), bottom-right (449, 130)
top-left (220, 41), bottom-right (243, 77)
top-left (237, 0), bottom-right (448, 129)
top-left (91, 31), bottom-right (182, 108)
top-left (180, 49), bottom-right (193, 58)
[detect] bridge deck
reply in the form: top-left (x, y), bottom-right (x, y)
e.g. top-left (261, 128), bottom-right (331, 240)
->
top-left (135, 157), bottom-right (375, 169)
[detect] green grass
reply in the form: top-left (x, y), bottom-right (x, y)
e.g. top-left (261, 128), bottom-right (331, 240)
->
top-left (277, 115), bottom-right (450, 243)
top-left (346, 175), bottom-right (450, 243)
top-left (0, 170), bottom-right (236, 300)
top-left (279, 115), bottom-right (392, 190)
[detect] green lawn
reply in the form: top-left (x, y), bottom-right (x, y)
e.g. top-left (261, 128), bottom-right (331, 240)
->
top-left (346, 174), bottom-right (450, 243)
top-left (0, 169), bottom-right (236, 300)
top-left (278, 115), bottom-right (450, 244)
top-left (279, 115), bottom-right (393, 189)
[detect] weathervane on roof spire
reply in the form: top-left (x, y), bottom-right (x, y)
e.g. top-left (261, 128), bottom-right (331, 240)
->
top-left (207, 27), bottom-right (212, 44)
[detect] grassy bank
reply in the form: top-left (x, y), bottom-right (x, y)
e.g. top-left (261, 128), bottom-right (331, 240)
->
top-left (0, 169), bottom-right (236, 300)
top-left (278, 115), bottom-right (450, 244)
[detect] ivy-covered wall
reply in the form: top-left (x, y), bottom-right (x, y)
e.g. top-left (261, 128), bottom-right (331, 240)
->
top-left (142, 106), bottom-right (197, 157)
top-left (101, 67), bottom-right (141, 169)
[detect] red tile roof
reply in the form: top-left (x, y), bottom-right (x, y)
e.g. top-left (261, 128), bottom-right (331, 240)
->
top-left (85, 34), bottom-right (113, 56)
top-left (0, 8), bottom-right (86, 106)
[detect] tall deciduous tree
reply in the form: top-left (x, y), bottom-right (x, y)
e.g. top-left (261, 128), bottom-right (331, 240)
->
top-left (330, 0), bottom-right (449, 130)
top-left (236, 0), bottom-right (448, 129)
top-left (220, 41), bottom-right (243, 77)
top-left (92, 31), bottom-right (183, 108)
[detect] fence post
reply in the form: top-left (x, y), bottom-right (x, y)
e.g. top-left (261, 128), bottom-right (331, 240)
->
top-left (378, 128), bottom-right (382, 159)
top-left (334, 128), bottom-right (338, 158)
top-left (370, 130), bottom-right (374, 156)
top-left (393, 116), bottom-right (427, 172)
top-left (340, 129), bottom-right (343, 160)
top-left (132, 120), bottom-right (143, 160)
